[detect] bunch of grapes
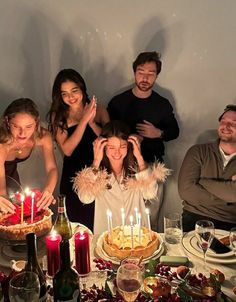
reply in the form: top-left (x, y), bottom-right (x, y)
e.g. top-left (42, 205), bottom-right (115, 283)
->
top-left (93, 258), bottom-right (113, 271)
top-left (155, 264), bottom-right (177, 281)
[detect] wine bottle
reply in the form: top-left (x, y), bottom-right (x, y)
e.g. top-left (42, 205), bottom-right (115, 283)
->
top-left (53, 240), bottom-right (80, 301)
top-left (25, 233), bottom-right (47, 302)
top-left (53, 194), bottom-right (72, 240)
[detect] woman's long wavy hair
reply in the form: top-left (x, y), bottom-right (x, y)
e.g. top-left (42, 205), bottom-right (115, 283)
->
top-left (0, 98), bottom-right (41, 144)
top-left (47, 68), bottom-right (89, 138)
top-left (100, 120), bottom-right (136, 178)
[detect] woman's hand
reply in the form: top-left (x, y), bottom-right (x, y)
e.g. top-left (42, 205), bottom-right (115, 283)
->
top-left (82, 96), bottom-right (97, 125)
top-left (37, 190), bottom-right (56, 211)
top-left (92, 137), bottom-right (107, 169)
top-left (0, 196), bottom-right (16, 214)
top-left (128, 135), bottom-right (147, 171)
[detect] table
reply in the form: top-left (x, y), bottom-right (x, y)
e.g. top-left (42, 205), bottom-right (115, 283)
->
top-left (0, 232), bottom-right (235, 300)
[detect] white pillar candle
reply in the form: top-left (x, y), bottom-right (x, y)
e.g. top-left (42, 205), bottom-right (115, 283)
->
top-left (20, 194), bottom-right (25, 224)
top-left (138, 213), bottom-right (142, 243)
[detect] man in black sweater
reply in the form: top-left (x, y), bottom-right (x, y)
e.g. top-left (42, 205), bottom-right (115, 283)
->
top-left (107, 51), bottom-right (179, 230)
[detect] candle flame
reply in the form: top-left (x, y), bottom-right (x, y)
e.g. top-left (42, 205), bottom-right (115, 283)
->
top-left (121, 207), bottom-right (125, 213)
top-left (24, 187), bottom-right (30, 195)
top-left (134, 207), bottom-right (138, 212)
top-left (106, 209), bottom-right (112, 217)
top-left (20, 194), bottom-right (25, 203)
top-left (145, 208), bottom-right (150, 215)
top-left (31, 191), bottom-right (35, 199)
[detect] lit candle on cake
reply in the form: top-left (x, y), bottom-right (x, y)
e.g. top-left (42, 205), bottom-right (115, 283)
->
top-left (134, 207), bottom-right (139, 224)
top-left (138, 213), bottom-right (142, 243)
top-left (121, 207), bottom-right (125, 230)
top-left (130, 215), bottom-right (134, 249)
top-left (31, 191), bottom-right (35, 224)
top-left (145, 208), bottom-right (152, 240)
top-left (20, 194), bottom-right (24, 224)
top-left (106, 209), bottom-right (113, 242)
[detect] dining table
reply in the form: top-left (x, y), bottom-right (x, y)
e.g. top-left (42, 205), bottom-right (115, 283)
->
top-left (0, 227), bottom-right (235, 301)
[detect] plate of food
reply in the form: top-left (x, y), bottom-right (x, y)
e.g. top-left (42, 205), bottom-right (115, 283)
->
top-left (182, 231), bottom-right (236, 264)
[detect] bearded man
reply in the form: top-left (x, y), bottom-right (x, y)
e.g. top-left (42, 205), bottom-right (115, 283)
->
top-left (179, 105), bottom-right (236, 231)
top-left (107, 51), bottom-right (179, 231)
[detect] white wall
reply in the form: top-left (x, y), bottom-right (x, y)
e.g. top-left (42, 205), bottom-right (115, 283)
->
top-left (1, 0), bottom-right (236, 230)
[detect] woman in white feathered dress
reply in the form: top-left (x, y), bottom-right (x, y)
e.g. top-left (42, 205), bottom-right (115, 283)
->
top-left (73, 120), bottom-right (170, 235)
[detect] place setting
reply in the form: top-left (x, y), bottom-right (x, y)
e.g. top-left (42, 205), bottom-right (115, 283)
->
top-left (182, 221), bottom-right (236, 265)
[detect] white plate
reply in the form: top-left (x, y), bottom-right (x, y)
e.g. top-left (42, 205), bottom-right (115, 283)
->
top-left (182, 230), bottom-right (236, 264)
top-left (190, 229), bottom-right (234, 258)
top-left (95, 232), bottom-right (164, 265)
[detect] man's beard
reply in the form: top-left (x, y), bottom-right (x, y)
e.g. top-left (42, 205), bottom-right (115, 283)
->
top-left (136, 81), bottom-right (153, 92)
top-left (219, 132), bottom-right (236, 143)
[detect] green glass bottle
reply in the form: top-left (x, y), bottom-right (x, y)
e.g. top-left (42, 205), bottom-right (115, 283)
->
top-left (53, 240), bottom-right (80, 301)
top-left (25, 233), bottom-right (47, 302)
top-left (53, 194), bottom-right (72, 240)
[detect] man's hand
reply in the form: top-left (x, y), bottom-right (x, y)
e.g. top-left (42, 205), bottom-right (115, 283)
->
top-left (0, 196), bottom-right (16, 214)
top-left (136, 120), bottom-right (162, 138)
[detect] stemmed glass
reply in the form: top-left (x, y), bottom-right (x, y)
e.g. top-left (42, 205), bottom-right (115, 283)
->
top-left (9, 271), bottom-right (40, 302)
top-left (195, 220), bottom-right (215, 269)
top-left (116, 263), bottom-right (143, 302)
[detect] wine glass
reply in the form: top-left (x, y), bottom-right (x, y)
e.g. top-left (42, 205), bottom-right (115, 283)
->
top-left (116, 263), bottom-right (143, 302)
top-left (230, 227), bottom-right (236, 285)
top-left (230, 227), bottom-right (236, 255)
top-left (9, 271), bottom-right (40, 302)
top-left (195, 220), bottom-right (215, 269)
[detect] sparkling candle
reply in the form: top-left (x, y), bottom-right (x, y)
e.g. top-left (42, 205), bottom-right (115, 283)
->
top-left (106, 209), bottom-right (113, 243)
top-left (31, 192), bottom-right (35, 224)
top-left (74, 231), bottom-right (91, 275)
top-left (45, 232), bottom-right (62, 277)
top-left (20, 194), bottom-right (24, 224)
top-left (130, 215), bottom-right (134, 249)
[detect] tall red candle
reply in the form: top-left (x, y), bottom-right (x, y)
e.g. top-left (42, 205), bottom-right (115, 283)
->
top-left (45, 232), bottom-right (62, 277)
top-left (74, 231), bottom-right (91, 275)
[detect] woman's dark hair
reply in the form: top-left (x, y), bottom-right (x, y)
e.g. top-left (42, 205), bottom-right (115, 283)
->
top-left (132, 51), bottom-right (162, 75)
top-left (0, 98), bottom-right (41, 143)
top-left (47, 68), bottom-right (89, 138)
top-left (100, 120), bottom-right (136, 178)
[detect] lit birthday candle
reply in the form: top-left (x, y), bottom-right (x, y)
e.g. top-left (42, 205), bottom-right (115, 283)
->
top-left (20, 194), bottom-right (25, 224)
top-left (106, 209), bottom-right (113, 242)
top-left (31, 191), bottom-right (35, 224)
top-left (138, 213), bottom-right (142, 243)
top-left (130, 215), bottom-right (134, 249)
top-left (134, 207), bottom-right (139, 224)
top-left (145, 208), bottom-right (152, 240)
top-left (121, 208), bottom-right (125, 230)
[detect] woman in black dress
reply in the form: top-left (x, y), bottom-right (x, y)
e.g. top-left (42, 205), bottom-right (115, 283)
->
top-left (48, 69), bottom-right (109, 231)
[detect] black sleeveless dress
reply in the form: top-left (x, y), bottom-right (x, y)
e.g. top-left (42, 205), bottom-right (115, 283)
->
top-left (60, 125), bottom-right (96, 231)
top-left (5, 155), bottom-right (31, 193)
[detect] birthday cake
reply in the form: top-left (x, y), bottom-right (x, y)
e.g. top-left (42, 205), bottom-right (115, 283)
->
top-left (103, 225), bottom-right (160, 260)
top-left (0, 189), bottom-right (53, 241)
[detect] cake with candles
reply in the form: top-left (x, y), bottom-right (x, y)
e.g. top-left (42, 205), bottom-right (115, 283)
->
top-left (102, 224), bottom-right (160, 260)
top-left (0, 189), bottom-right (52, 241)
